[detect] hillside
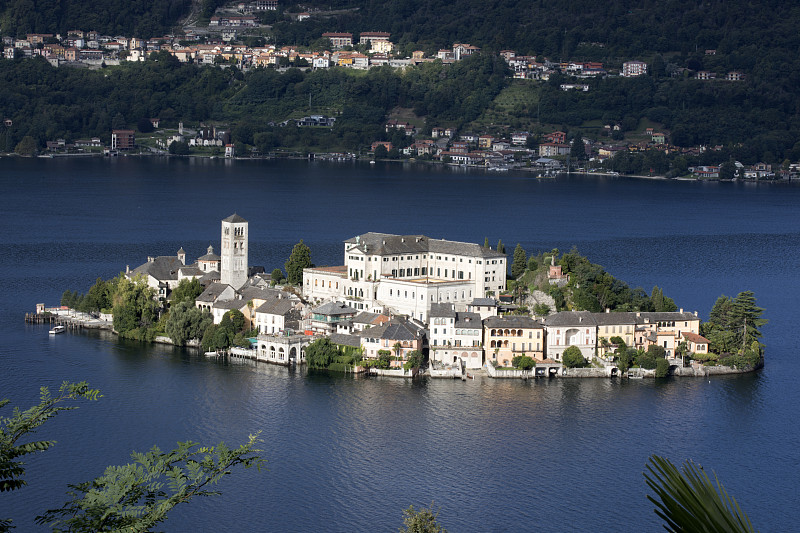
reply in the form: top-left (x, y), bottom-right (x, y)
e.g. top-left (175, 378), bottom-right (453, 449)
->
top-left (0, 0), bottom-right (190, 38)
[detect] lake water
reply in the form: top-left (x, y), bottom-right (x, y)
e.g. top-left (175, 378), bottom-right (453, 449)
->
top-left (1, 157), bottom-right (799, 531)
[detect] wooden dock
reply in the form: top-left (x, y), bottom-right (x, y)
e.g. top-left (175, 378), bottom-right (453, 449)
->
top-left (24, 312), bottom-right (112, 331)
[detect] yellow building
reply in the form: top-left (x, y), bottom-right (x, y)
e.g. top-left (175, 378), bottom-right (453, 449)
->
top-left (484, 316), bottom-right (545, 366)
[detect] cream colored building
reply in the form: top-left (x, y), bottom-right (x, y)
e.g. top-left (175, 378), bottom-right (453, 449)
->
top-left (303, 233), bottom-right (506, 322)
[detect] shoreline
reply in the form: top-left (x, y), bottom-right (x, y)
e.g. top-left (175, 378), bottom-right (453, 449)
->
top-left (4, 151), bottom-right (796, 184)
top-left (26, 310), bottom-right (760, 380)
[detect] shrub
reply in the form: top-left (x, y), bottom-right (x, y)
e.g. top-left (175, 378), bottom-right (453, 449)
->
top-left (562, 346), bottom-right (587, 368)
top-left (655, 357), bottom-right (671, 378)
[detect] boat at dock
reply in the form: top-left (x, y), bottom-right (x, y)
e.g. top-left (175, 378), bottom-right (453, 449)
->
top-left (49, 325), bottom-right (65, 335)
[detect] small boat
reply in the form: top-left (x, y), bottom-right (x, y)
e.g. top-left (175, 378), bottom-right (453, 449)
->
top-left (49, 325), bottom-right (66, 335)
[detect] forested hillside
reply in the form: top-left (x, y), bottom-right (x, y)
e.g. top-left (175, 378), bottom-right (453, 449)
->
top-left (0, 53), bottom-right (508, 152)
top-left (2, 0), bottom-right (800, 164)
top-left (0, 0), bottom-right (190, 38)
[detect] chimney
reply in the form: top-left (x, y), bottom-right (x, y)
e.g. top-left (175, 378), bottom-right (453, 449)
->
top-left (147, 256), bottom-right (154, 262)
top-left (126, 265), bottom-right (130, 274)
top-left (605, 308), bottom-right (610, 313)
top-left (679, 308), bottom-right (683, 313)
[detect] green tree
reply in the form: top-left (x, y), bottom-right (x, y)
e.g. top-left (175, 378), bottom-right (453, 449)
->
top-left (168, 140), bottom-right (190, 155)
top-left (112, 275), bottom-right (159, 341)
top-left (137, 117), bottom-right (154, 133)
top-left (82, 277), bottom-right (113, 313)
top-left (533, 303), bottom-right (551, 316)
top-left (719, 160), bottom-right (736, 180)
top-left (511, 243), bottom-right (527, 278)
top-left (373, 144), bottom-right (388, 159)
top-left (38, 434), bottom-right (263, 531)
top-left (616, 347), bottom-right (636, 374)
top-left (483, 237), bottom-right (490, 248)
top-left (403, 350), bottom-right (424, 371)
top-left (650, 286), bottom-right (678, 312)
top-left (512, 355), bottom-right (535, 371)
top-left (562, 346), bottom-right (586, 368)
top-left (270, 268), bottom-right (283, 285)
top-left (400, 503), bottom-right (447, 533)
top-left (655, 357), bottom-right (671, 378)
top-left (730, 291), bottom-right (767, 353)
top-left (305, 337), bottom-right (339, 369)
top-left (376, 349), bottom-right (392, 369)
top-left (285, 240), bottom-right (312, 285)
top-left (165, 301), bottom-right (212, 346)
top-left (1, 382), bottom-right (101, 501)
top-left (496, 239), bottom-right (505, 254)
top-left (170, 278), bottom-right (203, 305)
top-left (644, 455), bottom-right (756, 533)
top-left (14, 135), bottom-right (37, 156)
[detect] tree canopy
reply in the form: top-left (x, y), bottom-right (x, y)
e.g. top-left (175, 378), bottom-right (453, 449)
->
top-left (562, 346), bottom-right (586, 368)
top-left (285, 240), bottom-right (312, 285)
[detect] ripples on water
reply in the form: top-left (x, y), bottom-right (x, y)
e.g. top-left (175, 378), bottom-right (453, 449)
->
top-left (1, 159), bottom-right (799, 531)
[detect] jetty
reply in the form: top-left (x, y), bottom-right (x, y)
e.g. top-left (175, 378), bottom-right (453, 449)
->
top-left (25, 304), bottom-right (113, 332)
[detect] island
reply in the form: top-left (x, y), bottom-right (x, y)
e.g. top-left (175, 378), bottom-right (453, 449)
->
top-left (30, 213), bottom-right (766, 379)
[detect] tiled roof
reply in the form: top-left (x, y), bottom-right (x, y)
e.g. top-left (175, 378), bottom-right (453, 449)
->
top-left (213, 299), bottom-right (247, 310)
top-left (344, 232), bottom-right (505, 259)
top-left (470, 297), bottom-right (497, 306)
top-left (222, 213), bottom-right (247, 223)
top-left (131, 256), bottom-right (183, 282)
top-left (429, 303), bottom-right (456, 318)
top-left (484, 315), bottom-right (542, 328)
top-left (592, 312), bottom-right (638, 326)
top-left (330, 333), bottom-right (362, 348)
top-left (637, 311), bottom-right (698, 323)
top-left (359, 319), bottom-right (423, 341)
top-left (196, 282), bottom-right (232, 302)
top-left (682, 332), bottom-right (710, 344)
top-left (543, 311), bottom-right (597, 327)
top-left (313, 301), bottom-right (357, 316)
top-left (454, 312), bottom-right (482, 328)
top-left (255, 298), bottom-right (295, 316)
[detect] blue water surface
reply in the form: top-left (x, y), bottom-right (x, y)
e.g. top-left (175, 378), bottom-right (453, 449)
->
top-left (0, 157), bottom-right (798, 531)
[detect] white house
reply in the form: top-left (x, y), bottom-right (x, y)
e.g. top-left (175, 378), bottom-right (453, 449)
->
top-left (302, 233), bottom-right (507, 322)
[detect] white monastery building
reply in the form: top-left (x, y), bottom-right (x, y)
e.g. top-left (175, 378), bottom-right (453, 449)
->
top-left (303, 232), bottom-right (506, 322)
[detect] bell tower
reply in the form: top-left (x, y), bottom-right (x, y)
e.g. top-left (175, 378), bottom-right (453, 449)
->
top-left (220, 213), bottom-right (248, 288)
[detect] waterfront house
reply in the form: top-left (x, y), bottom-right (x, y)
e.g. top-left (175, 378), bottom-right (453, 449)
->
top-left (484, 315), bottom-right (545, 366)
top-left (634, 311), bottom-right (700, 357)
top-left (429, 303), bottom-right (483, 369)
top-left (682, 332), bottom-right (710, 356)
top-left (358, 319), bottom-right (425, 366)
top-left (543, 311), bottom-right (598, 362)
top-left (111, 130), bottom-right (135, 150)
top-left (538, 142), bottom-right (570, 157)
top-left (594, 311), bottom-right (637, 357)
top-left (307, 301), bottom-right (358, 334)
top-left (254, 297), bottom-right (301, 334)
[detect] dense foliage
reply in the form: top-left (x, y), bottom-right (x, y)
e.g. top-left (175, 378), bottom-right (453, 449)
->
top-left (700, 291), bottom-right (765, 368)
top-left (561, 346), bottom-right (586, 368)
top-left (1, 381), bottom-right (263, 531)
top-left (0, 0), bottom-right (190, 38)
top-left (517, 249), bottom-right (677, 314)
top-left (645, 454), bottom-right (757, 533)
top-left (3, 1), bottom-right (800, 162)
